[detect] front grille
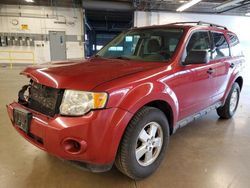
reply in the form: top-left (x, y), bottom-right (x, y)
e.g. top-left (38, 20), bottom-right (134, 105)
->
top-left (19, 81), bottom-right (64, 117)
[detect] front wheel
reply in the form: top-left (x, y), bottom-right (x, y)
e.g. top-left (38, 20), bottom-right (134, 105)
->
top-left (217, 82), bottom-right (240, 119)
top-left (115, 106), bottom-right (169, 180)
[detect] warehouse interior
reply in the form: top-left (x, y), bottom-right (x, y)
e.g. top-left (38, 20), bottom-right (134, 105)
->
top-left (1, 0), bottom-right (250, 187)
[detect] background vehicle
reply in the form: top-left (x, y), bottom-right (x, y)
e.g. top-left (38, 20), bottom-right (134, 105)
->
top-left (7, 21), bottom-right (244, 179)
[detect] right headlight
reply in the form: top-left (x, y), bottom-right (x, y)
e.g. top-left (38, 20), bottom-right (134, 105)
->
top-left (59, 90), bottom-right (108, 116)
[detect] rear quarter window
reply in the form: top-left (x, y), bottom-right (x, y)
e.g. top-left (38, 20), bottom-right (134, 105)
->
top-left (228, 34), bottom-right (243, 57)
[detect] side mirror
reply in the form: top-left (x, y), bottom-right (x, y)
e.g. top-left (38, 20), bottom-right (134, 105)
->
top-left (183, 50), bottom-right (209, 65)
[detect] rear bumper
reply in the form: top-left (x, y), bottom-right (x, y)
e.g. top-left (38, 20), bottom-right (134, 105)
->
top-left (7, 102), bottom-right (133, 170)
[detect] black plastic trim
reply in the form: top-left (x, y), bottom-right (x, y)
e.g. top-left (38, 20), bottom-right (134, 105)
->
top-left (173, 101), bottom-right (222, 134)
top-left (65, 160), bottom-right (113, 173)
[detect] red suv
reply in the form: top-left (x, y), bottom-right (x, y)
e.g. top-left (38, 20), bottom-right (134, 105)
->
top-left (7, 21), bottom-right (244, 179)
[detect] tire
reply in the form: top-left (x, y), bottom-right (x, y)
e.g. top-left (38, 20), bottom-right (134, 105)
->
top-left (217, 82), bottom-right (240, 119)
top-left (115, 106), bottom-right (169, 180)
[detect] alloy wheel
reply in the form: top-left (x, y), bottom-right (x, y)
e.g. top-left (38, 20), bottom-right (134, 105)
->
top-left (135, 122), bottom-right (163, 166)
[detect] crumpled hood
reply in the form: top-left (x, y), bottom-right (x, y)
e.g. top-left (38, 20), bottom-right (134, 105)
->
top-left (21, 58), bottom-right (164, 91)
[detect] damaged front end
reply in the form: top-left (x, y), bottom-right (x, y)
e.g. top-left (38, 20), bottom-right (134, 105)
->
top-left (18, 80), bottom-right (64, 117)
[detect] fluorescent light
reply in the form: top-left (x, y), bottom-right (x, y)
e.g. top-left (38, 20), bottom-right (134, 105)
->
top-left (246, 13), bottom-right (250, 16)
top-left (214, 0), bottom-right (243, 10)
top-left (176, 0), bottom-right (202, 12)
top-left (25, 0), bottom-right (34, 2)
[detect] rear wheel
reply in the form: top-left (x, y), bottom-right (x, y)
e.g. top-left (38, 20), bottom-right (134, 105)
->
top-left (115, 106), bottom-right (169, 180)
top-left (217, 82), bottom-right (240, 119)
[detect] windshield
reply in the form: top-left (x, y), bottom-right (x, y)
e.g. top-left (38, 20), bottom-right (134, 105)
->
top-left (96, 28), bottom-right (184, 62)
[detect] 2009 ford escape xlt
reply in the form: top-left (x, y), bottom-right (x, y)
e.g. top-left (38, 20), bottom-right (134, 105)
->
top-left (7, 21), bottom-right (244, 179)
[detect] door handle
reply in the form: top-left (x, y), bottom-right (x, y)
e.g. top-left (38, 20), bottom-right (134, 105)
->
top-left (230, 63), bottom-right (235, 68)
top-left (207, 68), bottom-right (215, 74)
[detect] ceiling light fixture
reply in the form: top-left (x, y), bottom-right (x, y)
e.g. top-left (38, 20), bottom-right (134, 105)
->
top-left (214, 0), bottom-right (244, 10)
top-left (176, 0), bottom-right (202, 12)
top-left (25, 0), bottom-right (34, 3)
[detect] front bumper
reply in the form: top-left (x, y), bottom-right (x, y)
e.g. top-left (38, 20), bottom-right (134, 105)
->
top-left (7, 102), bottom-right (133, 170)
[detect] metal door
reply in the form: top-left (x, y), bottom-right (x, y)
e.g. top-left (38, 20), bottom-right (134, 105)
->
top-left (173, 31), bottom-right (216, 119)
top-left (49, 31), bottom-right (66, 61)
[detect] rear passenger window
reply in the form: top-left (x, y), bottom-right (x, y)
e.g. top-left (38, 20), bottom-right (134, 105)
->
top-left (228, 34), bottom-right (243, 57)
top-left (211, 32), bottom-right (230, 59)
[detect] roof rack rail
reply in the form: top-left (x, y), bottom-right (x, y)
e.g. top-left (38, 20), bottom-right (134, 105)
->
top-left (170, 21), bottom-right (228, 30)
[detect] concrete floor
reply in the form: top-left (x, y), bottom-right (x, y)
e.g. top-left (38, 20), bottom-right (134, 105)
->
top-left (1, 66), bottom-right (250, 188)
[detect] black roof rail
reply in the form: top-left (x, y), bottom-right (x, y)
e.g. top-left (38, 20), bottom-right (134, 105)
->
top-left (170, 21), bottom-right (228, 30)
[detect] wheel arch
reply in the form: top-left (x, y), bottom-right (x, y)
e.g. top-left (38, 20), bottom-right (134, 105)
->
top-left (145, 100), bottom-right (174, 135)
top-left (222, 74), bottom-right (243, 105)
top-left (235, 76), bottom-right (243, 91)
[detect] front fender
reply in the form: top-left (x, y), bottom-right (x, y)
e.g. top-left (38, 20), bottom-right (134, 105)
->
top-left (107, 82), bottom-right (179, 127)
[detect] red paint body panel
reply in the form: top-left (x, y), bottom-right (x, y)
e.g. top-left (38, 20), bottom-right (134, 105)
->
top-left (7, 102), bottom-right (133, 164)
top-left (21, 59), bottom-right (166, 90)
top-left (7, 24), bottom-right (245, 168)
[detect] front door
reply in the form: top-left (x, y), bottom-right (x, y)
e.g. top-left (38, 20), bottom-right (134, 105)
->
top-left (49, 31), bottom-right (66, 61)
top-left (173, 31), bottom-right (216, 120)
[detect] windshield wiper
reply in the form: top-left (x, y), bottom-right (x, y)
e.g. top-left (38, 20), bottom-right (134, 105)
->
top-left (110, 56), bottom-right (131, 60)
top-left (93, 54), bottom-right (101, 58)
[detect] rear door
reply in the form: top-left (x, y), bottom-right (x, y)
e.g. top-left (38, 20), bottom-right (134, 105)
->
top-left (227, 33), bottom-right (245, 76)
top-left (209, 31), bottom-right (231, 102)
